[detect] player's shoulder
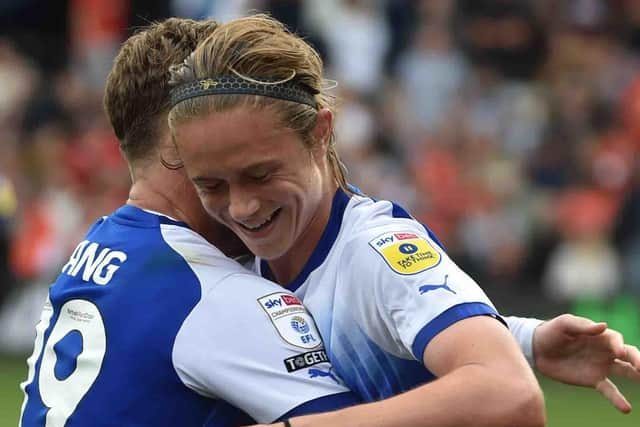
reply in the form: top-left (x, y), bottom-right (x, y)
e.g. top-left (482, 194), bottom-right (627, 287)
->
top-left (342, 194), bottom-right (431, 246)
top-left (159, 222), bottom-right (248, 273)
top-left (339, 195), bottom-right (444, 277)
top-left (52, 206), bottom-right (249, 301)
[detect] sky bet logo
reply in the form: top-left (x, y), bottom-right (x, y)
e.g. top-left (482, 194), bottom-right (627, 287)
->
top-left (369, 231), bottom-right (441, 275)
top-left (263, 294), bottom-right (302, 309)
top-left (263, 298), bottom-right (282, 309)
top-left (374, 232), bottom-right (418, 247)
top-left (375, 236), bottom-right (395, 247)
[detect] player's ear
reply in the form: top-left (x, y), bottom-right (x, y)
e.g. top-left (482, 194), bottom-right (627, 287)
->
top-left (310, 108), bottom-right (332, 158)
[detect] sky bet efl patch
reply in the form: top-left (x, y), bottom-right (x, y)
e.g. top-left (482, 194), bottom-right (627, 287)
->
top-left (258, 292), bottom-right (322, 350)
top-left (369, 231), bottom-right (441, 275)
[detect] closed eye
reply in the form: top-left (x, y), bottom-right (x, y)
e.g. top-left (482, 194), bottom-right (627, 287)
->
top-left (249, 171), bottom-right (271, 182)
top-left (194, 179), bottom-right (225, 194)
top-left (244, 162), bottom-right (279, 183)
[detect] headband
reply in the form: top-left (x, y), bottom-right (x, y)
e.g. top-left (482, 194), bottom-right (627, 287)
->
top-left (169, 75), bottom-right (318, 109)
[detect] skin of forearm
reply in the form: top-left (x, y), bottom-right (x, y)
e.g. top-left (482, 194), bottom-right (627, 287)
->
top-left (286, 363), bottom-right (545, 427)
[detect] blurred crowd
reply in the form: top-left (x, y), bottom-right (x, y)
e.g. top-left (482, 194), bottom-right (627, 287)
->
top-left (0, 0), bottom-right (639, 352)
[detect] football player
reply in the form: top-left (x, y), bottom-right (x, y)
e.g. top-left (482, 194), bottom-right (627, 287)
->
top-left (168, 14), bottom-right (640, 427)
top-left (19, 18), bottom-right (359, 427)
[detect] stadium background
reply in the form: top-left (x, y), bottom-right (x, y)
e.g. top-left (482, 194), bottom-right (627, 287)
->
top-left (0, 0), bottom-right (639, 425)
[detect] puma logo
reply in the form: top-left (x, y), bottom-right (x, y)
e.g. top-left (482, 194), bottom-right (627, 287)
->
top-left (308, 368), bottom-right (340, 384)
top-left (418, 275), bottom-right (456, 295)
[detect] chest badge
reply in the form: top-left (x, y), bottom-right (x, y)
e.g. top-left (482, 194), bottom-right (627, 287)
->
top-left (257, 292), bottom-right (322, 349)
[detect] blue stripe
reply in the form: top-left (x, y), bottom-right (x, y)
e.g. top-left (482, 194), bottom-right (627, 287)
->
top-left (334, 332), bottom-right (379, 402)
top-left (261, 189), bottom-right (351, 291)
top-left (411, 302), bottom-right (500, 361)
top-left (358, 335), bottom-right (404, 398)
top-left (277, 392), bottom-right (359, 419)
top-left (332, 328), bottom-right (434, 402)
top-left (389, 202), bottom-right (445, 250)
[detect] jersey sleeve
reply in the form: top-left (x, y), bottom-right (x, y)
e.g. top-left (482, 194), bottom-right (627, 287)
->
top-left (504, 316), bottom-right (544, 365)
top-left (172, 271), bottom-right (356, 423)
top-left (341, 224), bottom-right (505, 364)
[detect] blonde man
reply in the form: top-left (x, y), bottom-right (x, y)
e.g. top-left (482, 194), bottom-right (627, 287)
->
top-left (168, 14), bottom-right (640, 427)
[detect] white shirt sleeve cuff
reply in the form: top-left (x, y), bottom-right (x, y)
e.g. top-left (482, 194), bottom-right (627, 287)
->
top-left (504, 316), bottom-right (545, 366)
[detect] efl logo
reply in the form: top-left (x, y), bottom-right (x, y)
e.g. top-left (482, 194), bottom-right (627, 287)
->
top-left (257, 292), bottom-right (322, 350)
top-left (282, 295), bottom-right (302, 306)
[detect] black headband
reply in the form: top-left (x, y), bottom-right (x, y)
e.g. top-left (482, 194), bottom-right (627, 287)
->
top-left (169, 75), bottom-right (318, 109)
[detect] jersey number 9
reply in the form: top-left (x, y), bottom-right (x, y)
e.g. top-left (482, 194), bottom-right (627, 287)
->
top-left (21, 299), bottom-right (106, 427)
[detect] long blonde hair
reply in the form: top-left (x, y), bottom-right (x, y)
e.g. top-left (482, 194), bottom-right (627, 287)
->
top-left (167, 14), bottom-right (348, 190)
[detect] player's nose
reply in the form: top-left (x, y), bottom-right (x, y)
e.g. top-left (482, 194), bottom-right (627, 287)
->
top-left (228, 187), bottom-right (260, 221)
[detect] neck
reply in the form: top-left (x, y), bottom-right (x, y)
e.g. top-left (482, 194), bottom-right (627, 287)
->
top-left (128, 179), bottom-right (190, 224)
top-left (268, 184), bottom-right (339, 285)
top-left (127, 163), bottom-right (211, 239)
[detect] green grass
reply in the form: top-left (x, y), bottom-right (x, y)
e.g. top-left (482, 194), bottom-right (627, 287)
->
top-left (1, 355), bottom-right (26, 426)
top-left (1, 355), bottom-right (639, 426)
top-left (540, 375), bottom-right (640, 426)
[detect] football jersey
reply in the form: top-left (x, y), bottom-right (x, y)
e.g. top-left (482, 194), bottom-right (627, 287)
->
top-left (19, 205), bottom-right (356, 427)
top-left (256, 189), bottom-right (505, 402)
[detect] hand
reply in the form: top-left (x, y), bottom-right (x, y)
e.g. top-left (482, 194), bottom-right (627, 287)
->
top-left (533, 314), bottom-right (640, 413)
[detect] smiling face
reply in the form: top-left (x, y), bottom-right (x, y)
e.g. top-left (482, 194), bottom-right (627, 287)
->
top-left (172, 106), bottom-right (336, 280)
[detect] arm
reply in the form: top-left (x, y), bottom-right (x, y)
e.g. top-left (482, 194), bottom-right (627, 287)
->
top-left (279, 226), bottom-right (545, 426)
top-left (259, 225), bottom-right (545, 427)
top-left (261, 316), bottom-right (545, 427)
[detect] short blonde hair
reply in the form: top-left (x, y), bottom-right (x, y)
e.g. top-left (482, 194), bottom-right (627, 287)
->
top-left (104, 18), bottom-right (219, 163)
top-left (168, 14), bottom-right (348, 190)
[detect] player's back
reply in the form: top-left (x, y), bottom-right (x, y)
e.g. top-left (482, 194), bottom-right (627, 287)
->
top-left (20, 205), bottom-right (252, 426)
